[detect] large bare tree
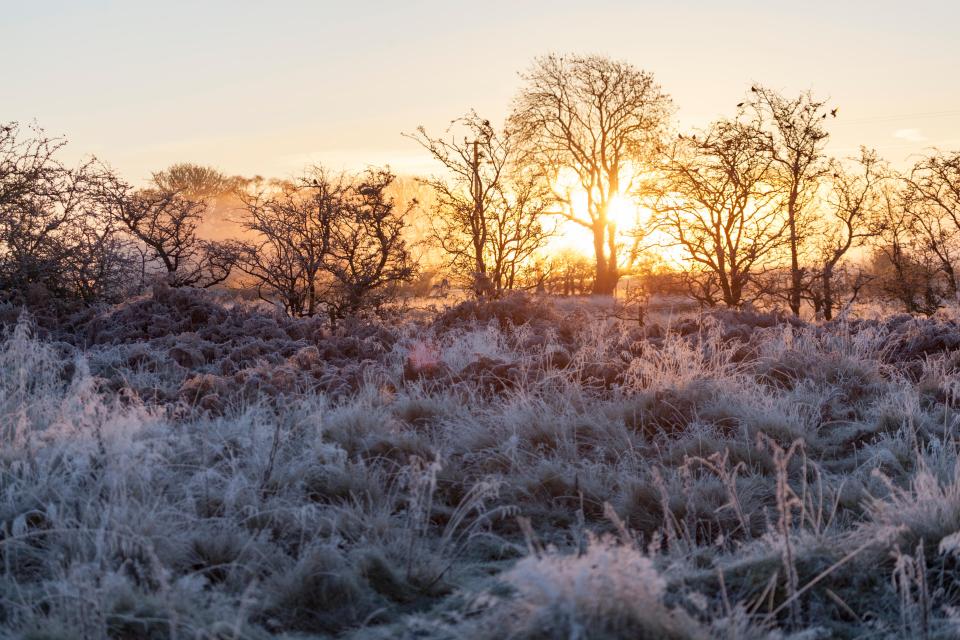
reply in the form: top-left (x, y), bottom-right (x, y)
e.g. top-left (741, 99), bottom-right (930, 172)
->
top-left (509, 54), bottom-right (673, 295)
top-left (409, 113), bottom-right (552, 296)
top-left (651, 118), bottom-right (783, 307)
top-left (747, 86), bottom-right (832, 316)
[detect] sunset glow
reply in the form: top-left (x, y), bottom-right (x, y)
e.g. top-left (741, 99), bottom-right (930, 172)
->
top-left (547, 168), bottom-right (677, 266)
top-left (549, 191), bottom-right (645, 256)
top-left (8, 4), bottom-right (960, 638)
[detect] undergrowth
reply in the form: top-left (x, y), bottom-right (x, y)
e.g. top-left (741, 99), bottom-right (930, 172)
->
top-left (4, 290), bottom-right (960, 638)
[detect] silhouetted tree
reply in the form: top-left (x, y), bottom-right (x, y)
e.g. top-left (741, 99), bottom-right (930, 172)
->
top-left (903, 150), bottom-right (960, 300)
top-left (805, 148), bottom-right (886, 319)
top-left (409, 113), bottom-right (552, 296)
top-left (0, 122), bottom-right (139, 306)
top-left (324, 168), bottom-right (415, 323)
top-left (98, 177), bottom-right (237, 288)
top-left (236, 167), bottom-right (414, 324)
top-left (652, 118), bottom-right (783, 308)
top-left (873, 180), bottom-right (943, 315)
top-left (235, 170), bottom-right (343, 316)
top-left (67, 219), bottom-right (141, 304)
top-left (510, 54), bottom-right (673, 295)
top-left (747, 86), bottom-right (832, 316)
top-left (1, 122), bottom-right (77, 301)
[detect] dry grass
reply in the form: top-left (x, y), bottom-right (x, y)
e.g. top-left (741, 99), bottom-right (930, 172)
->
top-left (4, 289), bottom-right (960, 638)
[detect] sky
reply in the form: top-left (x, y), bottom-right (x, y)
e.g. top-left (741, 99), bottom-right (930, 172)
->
top-left (3, 0), bottom-right (959, 183)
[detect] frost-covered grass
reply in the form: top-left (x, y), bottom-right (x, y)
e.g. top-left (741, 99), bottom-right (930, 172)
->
top-left (5, 289), bottom-right (960, 638)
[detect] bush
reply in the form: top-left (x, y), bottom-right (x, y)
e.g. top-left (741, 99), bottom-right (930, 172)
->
top-left (467, 536), bottom-right (707, 639)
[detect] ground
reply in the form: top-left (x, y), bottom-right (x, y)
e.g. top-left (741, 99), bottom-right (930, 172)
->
top-left (3, 287), bottom-right (960, 639)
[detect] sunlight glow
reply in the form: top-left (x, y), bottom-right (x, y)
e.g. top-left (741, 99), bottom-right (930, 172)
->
top-left (548, 168), bottom-right (647, 257)
top-left (607, 193), bottom-right (641, 230)
top-left (550, 209), bottom-right (684, 272)
top-left (546, 171), bottom-right (682, 267)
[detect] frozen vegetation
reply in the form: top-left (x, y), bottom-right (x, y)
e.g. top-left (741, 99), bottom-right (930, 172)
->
top-left (5, 287), bottom-right (960, 638)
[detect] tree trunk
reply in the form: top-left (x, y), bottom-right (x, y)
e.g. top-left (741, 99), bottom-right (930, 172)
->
top-left (727, 279), bottom-right (743, 308)
top-left (944, 263), bottom-right (958, 299)
top-left (306, 274), bottom-right (316, 317)
top-left (786, 186), bottom-right (802, 317)
top-left (822, 266), bottom-right (834, 322)
top-left (606, 220), bottom-right (619, 294)
top-left (591, 221), bottom-right (618, 295)
top-left (788, 226), bottom-right (802, 317)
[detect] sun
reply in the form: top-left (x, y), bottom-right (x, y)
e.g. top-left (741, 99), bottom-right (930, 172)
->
top-left (542, 166), bottom-right (691, 272)
top-left (547, 181), bottom-right (648, 257)
top-left (607, 193), bottom-right (641, 230)
top-left (542, 180), bottom-right (688, 272)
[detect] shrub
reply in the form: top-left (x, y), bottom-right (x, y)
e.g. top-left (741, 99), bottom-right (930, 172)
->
top-left (469, 536), bottom-right (707, 639)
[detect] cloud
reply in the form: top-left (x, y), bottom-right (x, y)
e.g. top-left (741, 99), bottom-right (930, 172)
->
top-left (893, 128), bottom-right (927, 142)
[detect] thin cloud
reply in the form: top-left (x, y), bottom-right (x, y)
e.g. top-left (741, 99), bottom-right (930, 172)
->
top-left (893, 128), bottom-right (927, 142)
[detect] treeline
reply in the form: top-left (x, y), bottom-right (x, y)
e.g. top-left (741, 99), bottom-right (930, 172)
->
top-left (3, 54), bottom-right (959, 321)
top-left (414, 55), bottom-right (960, 319)
top-left (649, 90), bottom-right (960, 319)
top-left (0, 125), bottom-right (413, 325)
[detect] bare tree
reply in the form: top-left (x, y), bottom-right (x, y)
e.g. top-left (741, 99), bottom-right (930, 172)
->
top-left (903, 150), bottom-right (960, 301)
top-left (509, 54), bottom-right (673, 295)
top-left (98, 177), bottom-right (237, 288)
top-left (651, 118), bottom-right (783, 308)
top-left (54, 213), bottom-right (142, 305)
top-left (0, 122), bottom-right (66, 208)
top-left (409, 113), bottom-right (552, 296)
top-left (494, 168), bottom-right (553, 291)
top-left (747, 86), bottom-right (832, 316)
top-left (805, 148), bottom-right (886, 320)
top-left (152, 163), bottom-right (239, 200)
top-left (323, 168), bottom-right (415, 323)
top-left (1, 122), bottom-right (77, 299)
top-left (236, 167), bottom-right (413, 324)
top-left (235, 171), bottom-right (343, 316)
top-left (873, 180), bottom-right (943, 315)
top-left (0, 121), bottom-right (139, 305)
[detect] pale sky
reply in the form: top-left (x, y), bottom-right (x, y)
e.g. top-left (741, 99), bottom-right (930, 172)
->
top-left (3, 0), bottom-right (959, 183)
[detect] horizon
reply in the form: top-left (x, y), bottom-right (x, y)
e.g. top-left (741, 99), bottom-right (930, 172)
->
top-left (4, 0), bottom-right (960, 183)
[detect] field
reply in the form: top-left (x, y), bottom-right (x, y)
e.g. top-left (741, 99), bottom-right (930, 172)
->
top-left (4, 287), bottom-right (960, 639)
